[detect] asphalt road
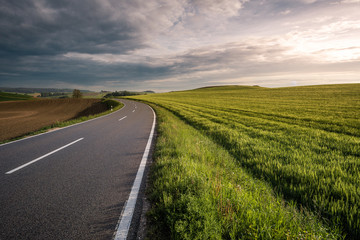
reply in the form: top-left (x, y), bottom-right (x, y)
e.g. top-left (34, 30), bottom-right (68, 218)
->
top-left (0, 99), bottom-right (155, 240)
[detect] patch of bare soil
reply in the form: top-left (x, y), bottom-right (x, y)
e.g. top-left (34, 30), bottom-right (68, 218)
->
top-left (0, 99), bottom-right (107, 142)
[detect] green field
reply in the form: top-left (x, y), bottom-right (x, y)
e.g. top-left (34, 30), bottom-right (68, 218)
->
top-left (130, 84), bottom-right (360, 239)
top-left (0, 92), bottom-right (33, 101)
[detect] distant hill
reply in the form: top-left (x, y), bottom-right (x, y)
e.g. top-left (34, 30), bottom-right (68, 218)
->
top-left (0, 92), bottom-right (33, 102)
top-left (0, 87), bottom-right (91, 94)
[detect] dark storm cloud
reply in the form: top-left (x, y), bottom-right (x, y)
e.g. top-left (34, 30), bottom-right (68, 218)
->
top-left (0, 52), bottom-right (174, 89)
top-left (0, 0), bottom-right (171, 89)
top-left (0, 0), bottom-right (148, 57)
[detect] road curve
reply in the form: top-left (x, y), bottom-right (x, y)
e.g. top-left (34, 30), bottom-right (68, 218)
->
top-left (0, 99), bottom-right (155, 240)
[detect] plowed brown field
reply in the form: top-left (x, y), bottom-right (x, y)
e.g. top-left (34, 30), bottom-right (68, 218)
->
top-left (0, 99), bottom-right (107, 142)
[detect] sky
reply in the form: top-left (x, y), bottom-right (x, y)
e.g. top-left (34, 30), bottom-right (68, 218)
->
top-left (0, 0), bottom-right (359, 92)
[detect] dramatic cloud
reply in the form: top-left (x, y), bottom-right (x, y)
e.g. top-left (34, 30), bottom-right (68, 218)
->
top-left (0, 0), bottom-right (165, 56)
top-left (0, 0), bottom-right (359, 92)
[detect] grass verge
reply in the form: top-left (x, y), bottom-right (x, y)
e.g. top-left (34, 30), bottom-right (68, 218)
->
top-left (146, 104), bottom-right (341, 239)
top-left (130, 84), bottom-right (359, 238)
top-left (0, 99), bottom-right (123, 145)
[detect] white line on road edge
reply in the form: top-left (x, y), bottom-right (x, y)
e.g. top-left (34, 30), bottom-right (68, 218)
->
top-left (119, 116), bottom-right (127, 121)
top-left (5, 138), bottom-right (84, 174)
top-left (113, 105), bottom-right (156, 240)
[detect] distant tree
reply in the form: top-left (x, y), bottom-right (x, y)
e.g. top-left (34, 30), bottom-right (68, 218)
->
top-left (122, 90), bottom-right (131, 96)
top-left (72, 89), bottom-right (82, 98)
top-left (104, 93), bottom-right (113, 98)
top-left (103, 90), bottom-right (143, 98)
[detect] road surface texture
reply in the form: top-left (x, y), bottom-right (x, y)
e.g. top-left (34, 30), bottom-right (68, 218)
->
top-left (0, 99), bottom-right (155, 240)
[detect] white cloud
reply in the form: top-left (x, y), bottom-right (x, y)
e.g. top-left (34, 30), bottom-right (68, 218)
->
top-left (316, 47), bottom-right (360, 62)
top-left (280, 9), bottom-right (292, 15)
top-left (282, 18), bottom-right (360, 62)
top-left (190, 0), bottom-right (244, 17)
top-left (300, 0), bottom-right (318, 3)
top-left (340, 0), bottom-right (360, 3)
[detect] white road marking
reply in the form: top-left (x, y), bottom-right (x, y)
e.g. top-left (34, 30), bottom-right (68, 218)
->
top-left (118, 116), bottom-right (127, 121)
top-left (5, 138), bottom-right (84, 174)
top-left (113, 105), bottom-right (156, 240)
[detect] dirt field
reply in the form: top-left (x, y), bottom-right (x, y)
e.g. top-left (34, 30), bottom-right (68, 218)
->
top-left (0, 99), bottom-right (108, 142)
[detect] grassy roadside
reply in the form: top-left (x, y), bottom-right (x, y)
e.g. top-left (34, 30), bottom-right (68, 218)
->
top-left (130, 84), bottom-right (359, 238)
top-left (0, 99), bottom-right (123, 144)
top-left (145, 104), bottom-right (341, 239)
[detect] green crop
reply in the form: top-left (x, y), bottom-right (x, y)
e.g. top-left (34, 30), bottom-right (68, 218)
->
top-left (130, 84), bottom-right (359, 239)
top-left (0, 92), bottom-right (33, 101)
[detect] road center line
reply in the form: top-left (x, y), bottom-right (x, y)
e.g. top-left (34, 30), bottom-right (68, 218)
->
top-left (5, 138), bottom-right (84, 175)
top-left (118, 116), bottom-right (127, 121)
